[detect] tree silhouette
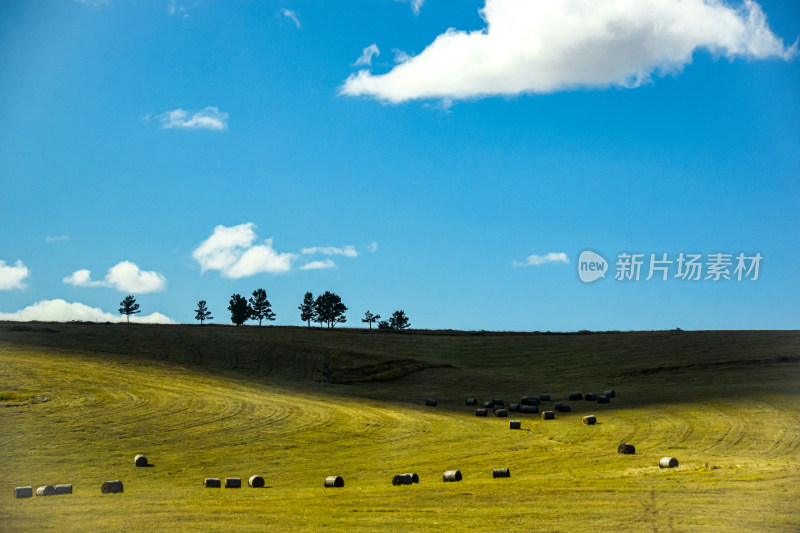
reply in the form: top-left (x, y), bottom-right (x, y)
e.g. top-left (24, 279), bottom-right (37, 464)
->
top-left (389, 310), bottom-right (410, 330)
top-left (118, 295), bottom-right (140, 323)
top-left (194, 300), bottom-right (213, 325)
top-left (299, 292), bottom-right (315, 327)
top-left (249, 288), bottom-right (275, 326)
top-left (228, 293), bottom-right (252, 326)
top-left (362, 310), bottom-right (381, 329)
top-left (314, 291), bottom-right (347, 328)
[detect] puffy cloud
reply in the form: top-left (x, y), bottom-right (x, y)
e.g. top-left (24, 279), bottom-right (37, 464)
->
top-left (0, 260), bottom-right (30, 290)
top-left (280, 8), bottom-right (301, 28)
top-left (63, 261), bottom-right (167, 293)
top-left (513, 252), bottom-right (570, 267)
top-left (300, 259), bottom-right (337, 270)
top-left (341, 0), bottom-right (796, 103)
top-left (158, 106), bottom-right (228, 130)
top-left (0, 299), bottom-right (174, 324)
top-left (192, 223), bottom-right (296, 278)
top-left (354, 43), bottom-right (380, 67)
top-left (301, 245), bottom-right (358, 258)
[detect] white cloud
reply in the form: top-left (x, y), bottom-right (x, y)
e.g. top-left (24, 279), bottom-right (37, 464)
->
top-left (0, 260), bottom-right (30, 290)
top-left (513, 252), bottom-right (570, 267)
top-left (354, 44), bottom-right (380, 67)
top-left (341, 0), bottom-right (796, 103)
top-left (395, 0), bottom-right (425, 15)
top-left (280, 8), bottom-right (301, 28)
top-left (45, 235), bottom-right (70, 243)
top-left (301, 245), bottom-right (358, 258)
top-left (0, 299), bottom-right (174, 324)
top-left (367, 241), bottom-right (378, 253)
top-left (63, 261), bottom-right (167, 293)
top-left (192, 223), bottom-right (296, 278)
top-left (158, 106), bottom-right (228, 131)
top-left (300, 259), bottom-right (337, 270)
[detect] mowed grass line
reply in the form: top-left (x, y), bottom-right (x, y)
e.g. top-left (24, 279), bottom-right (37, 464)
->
top-left (1, 335), bottom-right (799, 531)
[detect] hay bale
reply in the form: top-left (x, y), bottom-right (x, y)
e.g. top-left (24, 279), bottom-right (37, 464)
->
top-left (203, 478), bottom-right (221, 488)
top-left (520, 396), bottom-right (531, 406)
top-left (604, 389), bottom-right (616, 398)
top-left (402, 473), bottom-right (420, 484)
top-left (426, 399), bottom-right (437, 407)
top-left (618, 443), bottom-right (636, 455)
top-left (659, 457), bottom-right (679, 468)
top-left (582, 415), bottom-right (597, 425)
top-left (466, 397), bottom-right (477, 406)
top-left (555, 403), bottom-right (571, 413)
top-left (493, 399), bottom-right (505, 407)
top-left (509, 420), bottom-right (521, 429)
top-left (597, 395), bottom-right (610, 404)
top-left (519, 405), bottom-right (538, 414)
top-left (476, 408), bottom-right (488, 416)
top-left (483, 400), bottom-right (494, 408)
top-left (585, 393), bottom-right (597, 401)
top-left (539, 394), bottom-right (550, 402)
top-left (442, 470), bottom-right (462, 482)
top-left (134, 454), bottom-right (148, 467)
top-left (568, 393), bottom-right (583, 401)
top-left (225, 478), bottom-right (241, 488)
top-left (54, 484), bottom-right (73, 495)
top-left (324, 475), bottom-right (344, 488)
top-left (36, 485), bottom-right (56, 497)
top-left (248, 475), bottom-right (265, 488)
top-left (14, 486), bottom-right (33, 499)
top-left (508, 403), bottom-right (520, 411)
top-left (492, 468), bottom-right (511, 478)
top-left (101, 480), bottom-right (123, 494)
top-left (392, 474), bottom-right (414, 486)
top-left (541, 411), bottom-right (555, 420)
top-left (494, 408), bottom-right (508, 417)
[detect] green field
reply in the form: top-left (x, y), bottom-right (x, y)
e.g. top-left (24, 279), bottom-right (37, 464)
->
top-left (1, 323), bottom-right (798, 531)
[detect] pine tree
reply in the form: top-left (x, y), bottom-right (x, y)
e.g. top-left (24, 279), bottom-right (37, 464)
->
top-left (249, 288), bottom-right (275, 326)
top-left (362, 310), bottom-right (381, 329)
top-left (314, 291), bottom-right (348, 328)
top-left (194, 300), bottom-right (213, 325)
top-left (118, 295), bottom-right (140, 323)
top-left (389, 310), bottom-right (410, 330)
top-left (299, 292), bottom-right (315, 327)
top-left (228, 293), bottom-right (252, 326)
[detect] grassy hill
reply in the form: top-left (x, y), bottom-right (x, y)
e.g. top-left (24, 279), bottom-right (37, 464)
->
top-left (1, 322), bottom-right (798, 531)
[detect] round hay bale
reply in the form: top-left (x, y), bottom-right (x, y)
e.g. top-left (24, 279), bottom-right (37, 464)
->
top-left (54, 484), bottom-right (73, 495)
top-left (568, 392), bottom-right (583, 401)
top-left (492, 468), bottom-right (511, 478)
top-left (483, 400), bottom-right (494, 408)
top-left (324, 475), bottom-right (344, 488)
top-left (403, 473), bottom-right (420, 484)
top-left (493, 399), bottom-right (505, 407)
top-left (14, 486), bottom-right (33, 499)
top-left (582, 415), bottom-right (597, 425)
top-left (101, 480), bottom-right (123, 494)
top-left (392, 474), bottom-right (414, 486)
top-left (248, 475), bottom-right (265, 488)
top-left (618, 443), bottom-right (636, 455)
top-left (519, 405), bottom-right (538, 414)
top-left (203, 478), bottom-right (221, 488)
top-left (225, 478), bottom-right (241, 489)
top-left (539, 394), bottom-right (550, 402)
top-left (134, 454), bottom-right (148, 467)
top-left (520, 396), bottom-right (531, 406)
top-left (425, 399), bottom-right (437, 407)
top-left (475, 408), bottom-right (488, 416)
top-left (508, 403), bottom-right (520, 411)
top-left (509, 420), bottom-right (521, 430)
top-left (597, 395), bottom-right (610, 404)
top-left (659, 457), bottom-right (679, 468)
top-left (465, 398), bottom-right (477, 406)
top-left (585, 393), bottom-right (597, 401)
top-left (541, 410), bottom-right (555, 420)
top-left (604, 389), bottom-right (616, 398)
top-left (494, 408), bottom-right (508, 417)
top-left (555, 403), bottom-right (571, 413)
top-left (36, 485), bottom-right (56, 497)
top-left (442, 470), bottom-right (462, 482)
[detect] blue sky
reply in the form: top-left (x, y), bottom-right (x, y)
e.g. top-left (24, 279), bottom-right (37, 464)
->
top-left (1, 0), bottom-right (798, 330)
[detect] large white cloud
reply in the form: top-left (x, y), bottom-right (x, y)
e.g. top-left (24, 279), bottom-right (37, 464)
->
top-left (341, 0), bottom-right (796, 103)
top-left (513, 252), bottom-right (569, 267)
top-left (63, 261), bottom-right (167, 293)
top-left (193, 223), bottom-right (296, 278)
top-left (0, 299), bottom-right (174, 324)
top-left (158, 106), bottom-right (228, 130)
top-left (0, 260), bottom-right (30, 290)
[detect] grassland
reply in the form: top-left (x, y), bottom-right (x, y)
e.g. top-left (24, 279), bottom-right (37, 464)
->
top-left (1, 323), bottom-right (798, 531)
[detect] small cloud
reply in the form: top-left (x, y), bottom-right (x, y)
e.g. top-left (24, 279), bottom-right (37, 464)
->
top-left (0, 260), bottom-right (30, 290)
top-left (513, 252), bottom-right (570, 267)
top-left (300, 259), bottom-right (337, 271)
top-left (354, 44), bottom-right (380, 67)
top-left (192, 223), bottom-right (296, 278)
top-left (0, 299), bottom-right (173, 324)
top-left (168, 1), bottom-right (191, 18)
top-left (301, 245), bottom-right (358, 258)
top-left (367, 241), bottom-right (378, 253)
top-left (393, 49), bottom-right (412, 64)
top-left (280, 8), bottom-right (301, 28)
top-left (45, 235), bottom-right (70, 243)
top-left (157, 106), bottom-right (228, 131)
top-left (395, 0), bottom-right (425, 15)
top-left (63, 261), bottom-right (167, 293)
